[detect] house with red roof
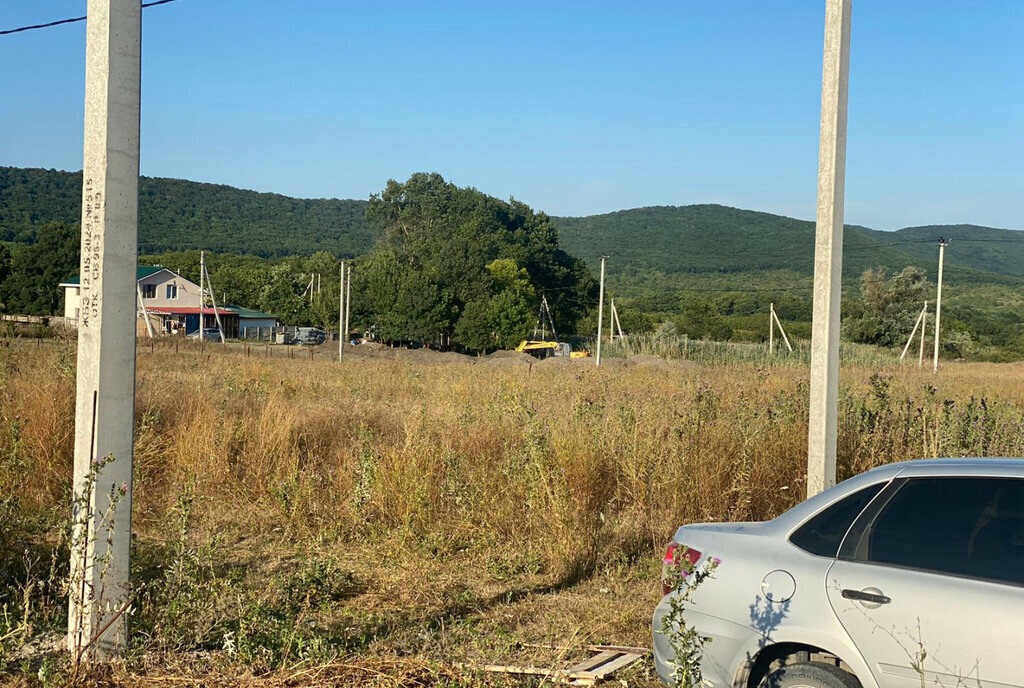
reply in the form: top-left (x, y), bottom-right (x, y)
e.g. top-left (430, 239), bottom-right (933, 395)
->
top-left (59, 266), bottom-right (276, 338)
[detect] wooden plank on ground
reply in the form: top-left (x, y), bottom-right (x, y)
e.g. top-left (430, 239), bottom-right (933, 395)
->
top-left (567, 651), bottom-right (618, 673)
top-left (587, 651), bottom-right (645, 676)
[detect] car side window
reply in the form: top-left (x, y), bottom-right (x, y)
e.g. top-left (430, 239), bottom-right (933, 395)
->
top-left (853, 477), bottom-right (1024, 586)
top-left (790, 483), bottom-right (883, 557)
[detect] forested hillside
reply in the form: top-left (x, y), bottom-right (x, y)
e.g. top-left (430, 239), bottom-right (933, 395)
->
top-left (4, 166), bottom-right (1024, 359)
top-left (552, 205), bottom-right (1024, 287)
top-left (6, 167), bottom-right (1022, 282)
top-left (0, 167), bottom-right (371, 257)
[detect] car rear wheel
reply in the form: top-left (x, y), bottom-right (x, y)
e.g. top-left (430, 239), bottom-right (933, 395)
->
top-left (757, 662), bottom-right (861, 688)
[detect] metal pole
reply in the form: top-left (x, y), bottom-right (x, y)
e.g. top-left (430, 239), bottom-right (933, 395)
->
top-left (807, 0), bottom-right (852, 498)
top-left (933, 240), bottom-right (947, 373)
top-left (595, 256), bottom-right (606, 366)
top-left (69, 0), bottom-right (140, 661)
top-left (342, 261), bottom-right (350, 362)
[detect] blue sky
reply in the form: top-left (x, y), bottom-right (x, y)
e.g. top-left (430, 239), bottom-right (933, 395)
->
top-left (2, 1), bottom-right (1021, 230)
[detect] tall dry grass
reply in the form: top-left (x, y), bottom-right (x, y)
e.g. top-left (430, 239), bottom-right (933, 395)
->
top-left (3, 339), bottom-right (1024, 682)
top-left (4, 340), bottom-right (1024, 579)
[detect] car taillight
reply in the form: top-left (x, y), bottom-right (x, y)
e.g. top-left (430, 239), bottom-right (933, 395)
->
top-left (661, 542), bottom-right (702, 595)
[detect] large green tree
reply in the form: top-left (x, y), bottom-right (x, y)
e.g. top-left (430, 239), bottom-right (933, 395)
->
top-left (357, 173), bottom-right (595, 349)
top-left (1, 222), bottom-right (78, 315)
top-left (844, 267), bottom-right (929, 347)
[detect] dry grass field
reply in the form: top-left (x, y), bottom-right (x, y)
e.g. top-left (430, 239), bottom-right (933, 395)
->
top-left (2, 338), bottom-right (1023, 686)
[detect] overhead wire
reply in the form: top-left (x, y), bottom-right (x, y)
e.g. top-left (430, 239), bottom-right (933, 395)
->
top-left (0, 0), bottom-right (185, 37)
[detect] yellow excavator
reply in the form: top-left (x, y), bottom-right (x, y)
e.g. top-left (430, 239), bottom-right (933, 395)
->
top-left (515, 340), bottom-right (589, 359)
top-left (515, 296), bottom-right (591, 359)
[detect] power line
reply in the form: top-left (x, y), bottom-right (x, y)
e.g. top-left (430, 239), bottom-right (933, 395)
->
top-left (0, 0), bottom-right (185, 37)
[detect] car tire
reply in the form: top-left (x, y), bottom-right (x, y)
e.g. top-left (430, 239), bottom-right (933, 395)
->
top-left (757, 662), bottom-right (862, 688)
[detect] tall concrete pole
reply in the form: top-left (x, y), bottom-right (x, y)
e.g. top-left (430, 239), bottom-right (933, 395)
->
top-left (899, 306), bottom-right (924, 361)
top-left (69, 0), bottom-right (141, 660)
top-left (595, 256), bottom-right (606, 366)
top-left (807, 0), bottom-right (852, 499)
top-left (769, 303), bottom-right (775, 354)
top-left (932, 239), bottom-right (947, 373)
top-left (344, 265), bottom-right (352, 344)
top-left (919, 302), bottom-right (927, 367)
top-left (198, 250), bottom-right (205, 333)
top-left (338, 260), bottom-right (345, 361)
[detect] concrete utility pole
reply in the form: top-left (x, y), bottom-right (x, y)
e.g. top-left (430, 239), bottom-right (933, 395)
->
top-left (595, 256), bottom-right (606, 366)
top-left (202, 259), bottom-right (226, 343)
top-left (136, 284), bottom-right (153, 338)
top-left (769, 303), bottom-right (775, 354)
top-left (609, 298), bottom-right (617, 342)
top-left (198, 250), bottom-right (206, 334)
top-left (69, 0), bottom-right (141, 661)
top-left (338, 260), bottom-right (345, 361)
top-left (612, 300), bottom-right (625, 341)
top-left (905, 303), bottom-right (929, 362)
top-left (807, 0), bottom-right (852, 498)
top-left (933, 239), bottom-right (947, 373)
top-left (345, 265), bottom-right (352, 345)
top-left (919, 302), bottom-right (927, 367)
top-left (772, 305), bottom-right (793, 353)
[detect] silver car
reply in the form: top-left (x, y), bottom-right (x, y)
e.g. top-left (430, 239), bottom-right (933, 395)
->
top-left (653, 458), bottom-right (1024, 688)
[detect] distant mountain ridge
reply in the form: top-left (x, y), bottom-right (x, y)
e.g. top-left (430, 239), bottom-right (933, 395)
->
top-left (552, 205), bottom-right (1024, 285)
top-left (0, 167), bottom-right (372, 257)
top-left (3, 166), bottom-right (1023, 285)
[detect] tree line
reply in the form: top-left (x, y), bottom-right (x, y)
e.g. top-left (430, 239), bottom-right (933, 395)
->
top-left (1, 171), bottom-right (1021, 359)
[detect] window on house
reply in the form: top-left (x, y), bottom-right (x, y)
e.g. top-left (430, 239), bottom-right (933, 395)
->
top-left (166, 283), bottom-right (178, 299)
top-left (141, 284), bottom-right (156, 299)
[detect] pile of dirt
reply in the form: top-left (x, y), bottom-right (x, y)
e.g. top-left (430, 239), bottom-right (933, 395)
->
top-left (485, 350), bottom-right (537, 366)
top-left (533, 356), bottom-right (586, 367)
top-left (398, 347), bottom-right (475, 364)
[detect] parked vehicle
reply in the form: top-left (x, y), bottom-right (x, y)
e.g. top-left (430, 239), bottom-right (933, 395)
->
top-left (653, 458), bottom-right (1024, 688)
top-left (187, 327), bottom-right (222, 341)
top-left (515, 340), bottom-right (590, 359)
top-left (293, 327), bottom-right (326, 346)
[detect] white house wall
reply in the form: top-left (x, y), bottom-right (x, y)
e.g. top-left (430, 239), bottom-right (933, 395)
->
top-left (62, 269), bottom-right (202, 326)
top-left (137, 270), bottom-right (201, 310)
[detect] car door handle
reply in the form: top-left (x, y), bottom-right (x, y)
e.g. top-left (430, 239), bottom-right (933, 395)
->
top-left (841, 588), bottom-right (891, 605)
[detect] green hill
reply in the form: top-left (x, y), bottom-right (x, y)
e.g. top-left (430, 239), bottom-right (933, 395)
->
top-left (4, 166), bottom-right (1024, 354)
top-left (6, 167), bottom-right (1022, 285)
top-left (869, 224), bottom-right (1024, 278)
top-left (0, 166), bottom-right (372, 257)
top-left (552, 205), bottom-right (1024, 288)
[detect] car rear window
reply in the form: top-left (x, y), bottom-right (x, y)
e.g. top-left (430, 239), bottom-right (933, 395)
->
top-left (854, 477), bottom-right (1024, 586)
top-left (789, 483), bottom-right (884, 557)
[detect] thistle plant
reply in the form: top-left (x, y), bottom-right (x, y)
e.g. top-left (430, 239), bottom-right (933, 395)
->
top-left (659, 547), bottom-right (720, 688)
